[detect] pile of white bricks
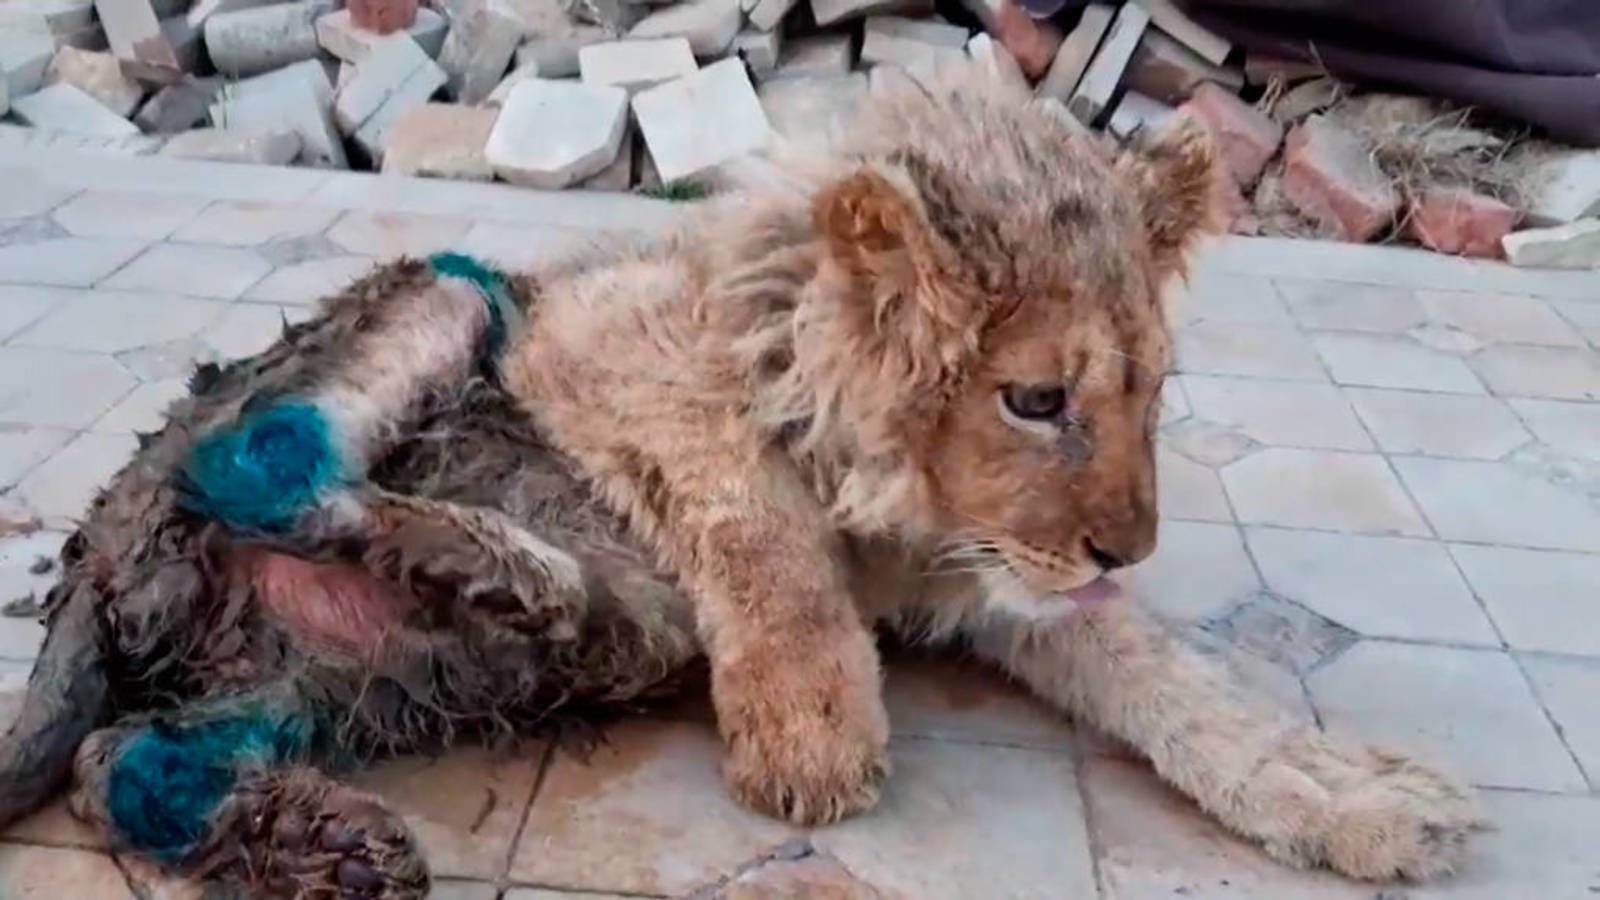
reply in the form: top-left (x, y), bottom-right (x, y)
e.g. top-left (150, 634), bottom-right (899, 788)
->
top-left (2, 0), bottom-right (1595, 266)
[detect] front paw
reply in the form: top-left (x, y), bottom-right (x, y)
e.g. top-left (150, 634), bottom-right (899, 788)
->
top-left (715, 648), bottom-right (891, 825)
top-left (1254, 732), bottom-right (1482, 881)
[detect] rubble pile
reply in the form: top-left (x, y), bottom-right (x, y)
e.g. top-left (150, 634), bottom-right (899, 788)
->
top-left (1, 0), bottom-right (1594, 265)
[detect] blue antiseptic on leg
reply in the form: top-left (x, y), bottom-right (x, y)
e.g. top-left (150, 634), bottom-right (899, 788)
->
top-left (180, 401), bottom-right (343, 533)
top-left (428, 251), bottom-right (518, 355)
top-left (106, 712), bottom-right (311, 861)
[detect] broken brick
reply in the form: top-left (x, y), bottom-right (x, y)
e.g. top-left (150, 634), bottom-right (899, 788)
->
top-left (44, 46), bottom-right (143, 116)
top-left (1178, 81), bottom-right (1282, 188)
top-left (1281, 114), bottom-right (1399, 242)
top-left (1406, 187), bottom-right (1520, 259)
top-left (347, 0), bottom-right (415, 34)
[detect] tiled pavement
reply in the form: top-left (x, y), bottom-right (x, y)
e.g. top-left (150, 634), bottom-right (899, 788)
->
top-left (0, 145), bottom-right (1598, 898)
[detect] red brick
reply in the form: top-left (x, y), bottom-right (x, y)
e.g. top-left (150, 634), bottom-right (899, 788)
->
top-left (992, 0), bottom-right (1062, 79)
top-left (348, 0), bottom-right (416, 34)
top-left (1406, 187), bottom-right (1520, 258)
top-left (1281, 114), bottom-right (1399, 242)
top-left (1178, 82), bottom-right (1281, 188)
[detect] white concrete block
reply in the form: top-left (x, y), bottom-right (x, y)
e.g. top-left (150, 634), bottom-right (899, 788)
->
top-left (0, 70), bottom-right (7, 115)
top-left (758, 70), bottom-right (865, 153)
top-left (334, 32), bottom-right (446, 160)
top-left (1503, 220), bottom-right (1600, 270)
top-left (0, 22), bottom-right (56, 97)
top-left (578, 38), bottom-right (696, 93)
top-left (11, 81), bottom-right (138, 135)
top-left (633, 57), bottom-right (769, 183)
top-left (1140, 0), bottom-right (1229, 65)
top-left (1035, 1), bottom-right (1111, 102)
top-left (94, 0), bottom-right (182, 71)
top-left (210, 59), bottom-right (347, 167)
top-left (746, 0), bottom-right (794, 32)
top-left (1524, 151), bottom-right (1600, 226)
top-left (627, 0), bottom-right (741, 58)
top-left (437, 0), bottom-right (521, 103)
top-left (732, 28), bottom-right (780, 74)
top-left (809, 0), bottom-right (929, 28)
top-left (485, 77), bottom-right (629, 188)
top-left (767, 32), bottom-right (852, 80)
top-left (0, 119), bottom-right (163, 152)
top-left (966, 32), bottom-right (1026, 90)
top-left (1068, 0), bottom-right (1147, 124)
top-left (44, 46), bottom-right (143, 116)
top-left (135, 76), bottom-right (220, 132)
top-left (579, 124), bottom-right (634, 191)
top-left (185, 0), bottom-right (279, 29)
top-left (513, 26), bottom-right (607, 77)
top-left (205, 2), bottom-right (323, 77)
top-left (383, 101), bottom-right (498, 179)
top-left (1106, 89), bottom-right (1173, 143)
top-left (314, 7), bottom-right (446, 62)
top-left (486, 59), bottom-right (538, 105)
top-left (0, 0), bottom-right (95, 36)
top-left (162, 126), bottom-right (301, 163)
top-left (860, 14), bottom-right (967, 71)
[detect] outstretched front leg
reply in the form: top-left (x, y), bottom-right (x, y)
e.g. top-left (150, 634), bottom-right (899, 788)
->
top-left (967, 602), bottom-right (1479, 881)
top-left (70, 685), bottom-right (427, 898)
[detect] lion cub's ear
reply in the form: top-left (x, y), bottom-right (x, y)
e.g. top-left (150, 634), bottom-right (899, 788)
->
top-left (812, 167), bottom-right (929, 270)
top-left (1118, 115), bottom-right (1226, 281)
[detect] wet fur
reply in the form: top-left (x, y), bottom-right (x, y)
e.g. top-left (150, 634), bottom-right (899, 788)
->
top-left (0, 71), bottom-right (1477, 895)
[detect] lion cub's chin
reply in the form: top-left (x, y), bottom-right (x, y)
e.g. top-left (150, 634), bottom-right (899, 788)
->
top-left (977, 570), bottom-right (1125, 622)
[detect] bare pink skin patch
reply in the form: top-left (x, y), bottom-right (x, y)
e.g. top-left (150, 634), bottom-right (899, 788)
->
top-left (231, 549), bottom-right (414, 657)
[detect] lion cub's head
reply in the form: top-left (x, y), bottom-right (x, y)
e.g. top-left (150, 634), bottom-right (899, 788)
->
top-left (804, 78), bottom-right (1222, 617)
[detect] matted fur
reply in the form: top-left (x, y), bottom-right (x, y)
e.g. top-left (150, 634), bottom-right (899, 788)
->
top-left (0, 69), bottom-right (1477, 895)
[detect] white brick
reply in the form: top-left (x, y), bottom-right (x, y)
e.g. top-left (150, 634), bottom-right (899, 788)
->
top-left (314, 7), bottom-right (446, 62)
top-left (579, 126), bottom-right (634, 191)
top-left (184, 0), bottom-right (279, 29)
top-left (0, 0), bottom-right (95, 36)
top-left (437, 0), bottom-right (520, 104)
top-left (161, 126), bottom-right (300, 163)
top-left (382, 101), bottom-right (497, 180)
top-left (809, 0), bottom-right (929, 28)
top-left (1139, 0), bottom-right (1228, 65)
top-left (210, 58), bottom-right (347, 167)
top-left (335, 33), bottom-right (447, 160)
top-left (204, 2), bottom-right (322, 77)
top-left (133, 75), bottom-right (219, 132)
top-left (43, 46), bottom-right (143, 116)
top-left (93, 0), bottom-right (181, 71)
top-left (1523, 150), bottom-right (1600, 226)
top-left (860, 14), bottom-right (966, 75)
top-left (1502, 220), bottom-right (1600, 270)
top-left (485, 78), bottom-right (629, 188)
top-left (745, 0), bottom-right (794, 32)
top-left (11, 82), bottom-right (138, 135)
top-left (512, 25), bottom-right (608, 78)
top-left (578, 38), bottom-right (696, 93)
top-left (485, 59), bottom-right (537, 105)
top-left (1106, 90), bottom-right (1173, 143)
top-left (627, 0), bottom-right (740, 58)
top-left (1, 20), bottom-right (58, 97)
top-left (633, 57), bottom-right (769, 184)
top-left (767, 32), bottom-right (852, 80)
top-left (966, 32), bottom-right (1026, 90)
top-left (731, 28), bottom-right (780, 74)
top-left (1067, 0), bottom-right (1146, 124)
top-left (0, 119), bottom-right (162, 152)
top-left (758, 71), bottom-right (865, 154)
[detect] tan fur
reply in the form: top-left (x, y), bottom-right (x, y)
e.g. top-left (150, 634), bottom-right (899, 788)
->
top-left (497, 70), bottom-right (1477, 878)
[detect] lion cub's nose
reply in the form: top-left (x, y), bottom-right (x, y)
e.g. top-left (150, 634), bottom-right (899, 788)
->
top-left (1084, 539), bottom-right (1131, 572)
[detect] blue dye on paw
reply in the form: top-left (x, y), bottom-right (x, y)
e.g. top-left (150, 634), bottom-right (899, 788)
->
top-left (429, 251), bottom-right (516, 355)
top-left (180, 401), bottom-right (342, 533)
top-left (106, 712), bottom-right (311, 860)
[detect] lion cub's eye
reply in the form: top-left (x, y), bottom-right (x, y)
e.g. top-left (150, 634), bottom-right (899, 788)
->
top-left (1001, 384), bottom-right (1067, 421)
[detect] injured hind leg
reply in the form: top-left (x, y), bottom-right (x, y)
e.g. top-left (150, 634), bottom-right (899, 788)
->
top-left (71, 687), bottom-right (428, 898)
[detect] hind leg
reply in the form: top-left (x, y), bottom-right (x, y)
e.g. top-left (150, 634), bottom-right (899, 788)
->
top-left (70, 685), bottom-right (428, 898)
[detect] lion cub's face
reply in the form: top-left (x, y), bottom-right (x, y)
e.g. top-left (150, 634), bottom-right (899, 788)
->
top-left (814, 100), bottom-right (1218, 617)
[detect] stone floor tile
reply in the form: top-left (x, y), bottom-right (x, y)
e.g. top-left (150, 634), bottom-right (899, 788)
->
top-left (92, 379), bottom-right (188, 434)
top-left (0, 179), bottom-right (78, 220)
top-left (15, 432), bottom-right (137, 524)
top-left (1177, 270), bottom-right (1293, 327)
top-left (1117, 520), bottom-right (1259, 621)
top-left (101, 244), bottom-right (273, 299)
top-left (0, 286), bottom-right (70, 341)
top-left (1307, 641), bottom-right (1584, 792)
top-left (812, 740), bottom-right (1094, 900)
top-left (1510, 398), bottom-right (1600, 461)
top-left (113, 853), bottom-right (204, 900)
top-left (1393, 457), bottom-right (1600, 553)
top-left (115, 338), bottom-right (218, 383)
top-left (1345, 388), bottom-right (1530, 459)
top-left (1181, 376), bottom-right (1371, 450)
top-left (50, 190), bottom-right (210, 240)
top-left (0, 845), bottom-right (135, 899)
top-left (1245, 528), bottom-right (1497, 644)
top-left (453, 222), bottom-right (594, 270)
top-left (1449, 544), bottom-right (1600, 656)
top-left (1159, 376), bottom-right (1190, 425)
top-left (504, 891), bottom-right (633, 899)
top-left (0, 348), bottom-right (137, 428)
top-left (431, 881), bottom-right (501, 900)
top-left (1273, 278), bottom-right (1425, 333)
top-left (11, 290), bottom-right (227, 353)
top-left (1311, 332), bottom-right (1484, 393)
top-left (1176, 321), bottom-right (1328, 381)
top-left (0, 237), bottom-right (148, 288)
top-left (242, 255), bottom-right (377, 304)
top-left (1162, 418), bottom-right (1260, 468)
top-left (2, 796), bottom-right (105, 850)
top-left (201, 303), bottom-right (315, 360)
top-left (1410, 790), bottom-right (1600, 899)
top-left (510, 717), bottom-right (800, 895)
top-left (1519, 655), bottom-right (1600, 788)
top-left (1469, 344), bottom-right (1600, 401)
top-left (169, 200), bottom-right (341, 247)
top-left (1416, 290), bottom-right (1586, 347)
top-left (1157, 446), bottom-right (1233, 521)
top-left (1079, 755), bottom-right (1369, 899)
top-left (1222, 448), bottom-right (1430, 536)
top-left (0, 531), bottom-right (65, 659)
top-left (882, 655), bottom-right (1073, 751)
top-left (355, 745), bottom-right (544, 881)
top-left (0, 425), bottom-right (73, 487)
top-left (325, 210), bottom-right (474, 257)
top-left (1551, 298), bottom-right (1600, 346)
